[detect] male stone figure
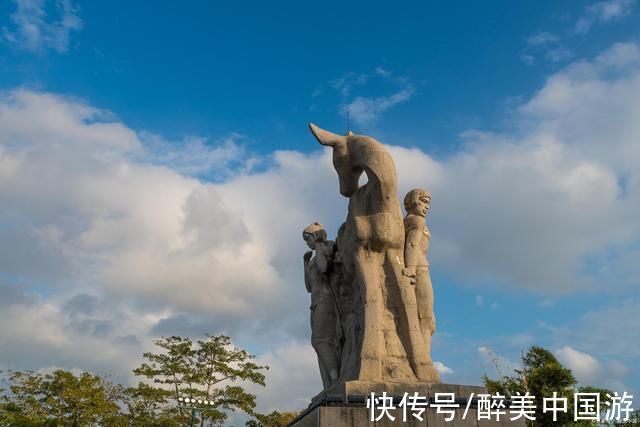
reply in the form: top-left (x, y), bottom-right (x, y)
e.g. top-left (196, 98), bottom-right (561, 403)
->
top-left (303, 222), bottom-right (341, 389)
top-left (402, 189), bottom-right (436, 359)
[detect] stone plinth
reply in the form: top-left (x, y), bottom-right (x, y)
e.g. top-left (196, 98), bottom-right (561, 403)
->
top-left (291, 384), bottom-right (526, 427)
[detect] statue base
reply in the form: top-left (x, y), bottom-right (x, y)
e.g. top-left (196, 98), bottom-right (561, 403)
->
top-left (318, 380), bottom-right (453, 398)
top-left (290, 384), bottom-right (526, 427)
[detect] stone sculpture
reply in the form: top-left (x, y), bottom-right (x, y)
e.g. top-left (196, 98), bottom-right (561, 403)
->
top-left (403, 189), bottom-right (436, 357)
top-left (306, 124), bottom-right (440, 395)
top-left (303, 222), bottom-right (341, 390)
top-left (293, 126), bottom-right (520, 426)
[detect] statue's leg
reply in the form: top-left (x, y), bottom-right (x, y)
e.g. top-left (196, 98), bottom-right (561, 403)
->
top-left (311, 307), bottom-right (330, 389)
top-left (314, 340), bottom-right (339, 387)
top-left (339, 312), bottom-right (358, 380)
top-left (354, 248), bottom-right (384, 382)
top-left (415, 267), bottom-right (435, 359)
top-left (386, 248), bottom-right (437, 382)
top-left (312, 303), bottom-right (341, 389)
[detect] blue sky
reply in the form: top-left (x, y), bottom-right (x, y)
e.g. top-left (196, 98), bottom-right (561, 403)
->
top-left (3, 1), bottom-right (638, 152)
top-left (1, 0), bottom-right (640, 421)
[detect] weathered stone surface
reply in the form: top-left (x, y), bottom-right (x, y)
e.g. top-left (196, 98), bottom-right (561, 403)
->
top-left (291, 384), bottom-right (526, 426)
top-left (403, 189), bottom-right (436, 367)
top-left (304, 124), bottom-right (440, 397)
top-left (303, 222), bottom-right (341, 390)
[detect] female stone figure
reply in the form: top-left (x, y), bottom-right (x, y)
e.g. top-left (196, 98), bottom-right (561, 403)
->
top-left (303, 222), bottom-right (341, 389)
top-left (403, 189), bottom-right (436, 357)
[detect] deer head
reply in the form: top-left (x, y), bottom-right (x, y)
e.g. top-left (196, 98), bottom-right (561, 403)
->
top-left (309, 123), bottom-right (362, 197)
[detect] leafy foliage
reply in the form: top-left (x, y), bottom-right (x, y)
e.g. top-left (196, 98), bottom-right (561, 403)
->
top-left (132, 334), bottom-right (268, 425)
top-left (483, 346), bottom-right (613, 427)
top-left (0, 369), bottom-right (120, 426)
top-left (0, 334), bottom-right (270, 426)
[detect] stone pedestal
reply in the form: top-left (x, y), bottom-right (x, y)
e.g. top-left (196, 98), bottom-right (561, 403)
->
top-left (291, 384), bottom-right (526, 427)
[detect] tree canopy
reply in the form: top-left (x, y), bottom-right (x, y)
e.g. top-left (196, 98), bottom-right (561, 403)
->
top-left (132, 334), bottom-right (268, 425)
top-left (483, 345), bottom-right (617, 426)
top-left (0, 333), bottom-right (270, 426)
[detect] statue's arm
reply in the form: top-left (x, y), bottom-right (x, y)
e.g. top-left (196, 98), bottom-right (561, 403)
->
top-left (404, 215), bottom-right (425, 267)
top-left (315, 242), bottom-right (333, 274)
top-left (303, 251), bottom-right (312, 293)
top-left (404, 227), bottom-right (421, 268)
top-left (403, 216), bottom-right (422, 281)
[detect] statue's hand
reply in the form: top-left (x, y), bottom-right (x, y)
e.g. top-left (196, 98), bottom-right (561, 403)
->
top-left (402, 267), bottom-right (416, 284)
top-left (303, 251), bottom-right (313, 263)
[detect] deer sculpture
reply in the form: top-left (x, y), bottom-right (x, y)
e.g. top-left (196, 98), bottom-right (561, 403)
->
top-left (309, 123), bottom-right (440, 386)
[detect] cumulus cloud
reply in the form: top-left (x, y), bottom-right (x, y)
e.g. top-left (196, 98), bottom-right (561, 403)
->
top-left (2, 39), bottom-right (640, 415)
top-left (2, 0), bottom-right (82, 53)
top-left (551, 301), bottom-right (640, 361)
top-left (555, 345), bottom-right (630, 392)
top-left (423, 42), bottom-right (640, 294)
top-left (0, 89), bottom-right (344, 395)
top-left (250, 342), bottom-right (320, 412)
top-left (434, 361), bottom-right (454, 375)
top-left (0, 90), bottom-right (299, 320)
top-left (0, 283), bottom-right (151, 384)
top-left (139, 131), bottom-right (258, 180)
top-left (555, 346), bottom-right (602, 384)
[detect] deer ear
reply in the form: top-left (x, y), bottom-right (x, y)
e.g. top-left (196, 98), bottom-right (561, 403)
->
top-left (309, 123), bottom-right (346, 147)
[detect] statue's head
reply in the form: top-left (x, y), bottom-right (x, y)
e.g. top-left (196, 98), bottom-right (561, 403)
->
top-left (404, 188), bottom-right (431, 217)
top-left (309, 123), bottom-right (363, 197)
top-left (302, 222), bottom-right (327, 249)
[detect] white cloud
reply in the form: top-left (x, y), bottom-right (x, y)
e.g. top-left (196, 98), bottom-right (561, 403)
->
top-left (2, 38), bottom-right (640, 415)
top-left (555, 346), bottom-right (630, 392)
top-left (552, 301), bottom-right (640, 360)
top-left (555, 346), bottom-right (602, 384)
top-left (426, 42), bottom-right (640, 294)
top-left (526, 32), bottom-right (560, 47)
top-left (250, 342), bottom-right (319, 413)
top-left (2, 0), bottom-right (83, 53)
top-left (522, 31), bottom-right (572, 65)
top-left (0, 283), bottom-right (152, 385)
top-left (139, 131), bottom-right (257, 179)
top-left (434, 361), bottom-right (454, 375)
top-left (545, 46), bottom-right (574, 63)
top-left (315, 68), bottom-right (414, 125)
top-left (375, 67), bottom-right (392, 77)
top-left (328, 71), bottom-right (369, 98)
top-left (342, 87), bottom-right (414, 126)
top-left (575, 0), bottom-right (636, 34)
top-left (0, 88), bottom-right (343, 397)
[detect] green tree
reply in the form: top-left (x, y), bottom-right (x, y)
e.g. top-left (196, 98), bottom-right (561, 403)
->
top-left (119, 382), bottom-right (186, 426)
top-left (0, 369), bottom-right (120, 426)
top-left (133, 334), bottom-right (268, 425)
top-left (615, 408), bottom-right (640, 426)
top-left (483, 346), bottom-right (612, 427)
